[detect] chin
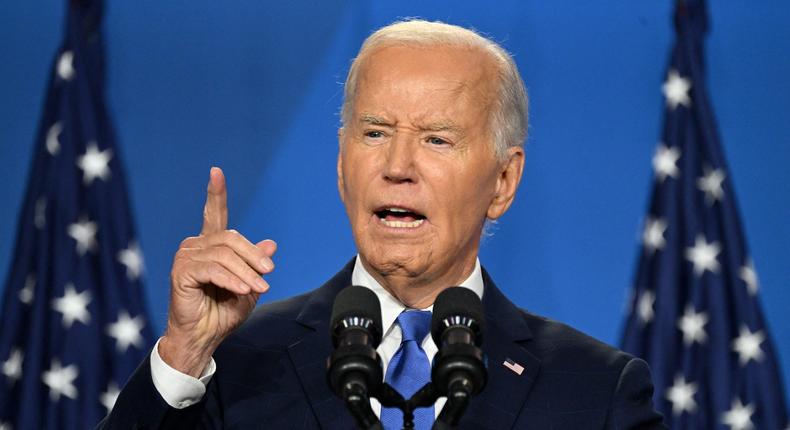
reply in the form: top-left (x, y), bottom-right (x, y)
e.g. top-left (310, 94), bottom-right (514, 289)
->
top-left (361, 242), bottom-right (433, 278)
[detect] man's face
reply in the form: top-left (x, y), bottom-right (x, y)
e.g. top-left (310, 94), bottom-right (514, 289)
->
top-left (338, 44), bottom-right (521, 293)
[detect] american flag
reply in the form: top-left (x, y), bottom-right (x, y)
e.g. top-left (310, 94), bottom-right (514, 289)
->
top-left (502, 358), bottom-right (525, 376)
top-left (621, 1), bottom-right (789, 429)
top-left (0, 1), bottom-right (154, 428)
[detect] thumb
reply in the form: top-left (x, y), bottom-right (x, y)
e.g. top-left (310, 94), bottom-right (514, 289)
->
top-left (256, 239), bottom-right (277, 258)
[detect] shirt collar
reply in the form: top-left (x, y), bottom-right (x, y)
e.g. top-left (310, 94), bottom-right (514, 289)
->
top-left (351, 255), bottom-right (485, 340)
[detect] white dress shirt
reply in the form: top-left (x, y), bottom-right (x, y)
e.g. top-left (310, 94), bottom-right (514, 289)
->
top-left (150, 255), bottom-right (485, 419)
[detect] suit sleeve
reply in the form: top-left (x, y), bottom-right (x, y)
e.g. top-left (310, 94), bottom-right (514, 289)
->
top-left (605, 357), bottom-right (667, 430)
top-left (95, 355), bottom-right (223, 429)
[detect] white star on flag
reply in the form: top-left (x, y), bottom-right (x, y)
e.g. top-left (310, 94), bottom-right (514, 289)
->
top-left (636, 290), bottom-right (656, 324)
top-left (685, 234), bottom-right (721, 276)
top-left (117, 241), bottom-right (144, 281)
top-left (642, 217), bottom-right (668, 253)
top-left (678, 305), bottom-right (709, 345)
top-left (739, 260), bottom-right (759, 296)
top-left (57, 50), bottom-right (75, 81)
top-left (732, 325), bottom-right (765, 366)
top-left (666, 374), bottom-right (698, 415)
top-left (106, 311), bottom-right (146, 352)
top-left (19, 273), bottom-right (35, 305)
top-left (721, 398), bottom-right (755, 430)
top-left (652, 144), bottom-right (681, 182)
top-left (46, 122), bottom-right (62, 156)
top-left (0, 421), bottom-right (9, 430)
top-left (2, 348), bottom-right (23, 384)
top-left (52, 283), bottom-right (92, 328)
top-left (662, 69), bottom-right (692, 109)
top-left (101, 381), bottom-right (121, 413)
top-left (67, 217), bottom-right (98, 255)
top-left (42, 359), bottom-right (79, 401)
top-left (76, 142), bottom-right (113, 185)
top-left (697, 166), bottom-right (726, 205)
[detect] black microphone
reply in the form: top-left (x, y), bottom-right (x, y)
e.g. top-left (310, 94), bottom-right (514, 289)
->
top-left (327, 286), bottom-right (384, 430)
top-left (430, 287), bottom-right (487, 428)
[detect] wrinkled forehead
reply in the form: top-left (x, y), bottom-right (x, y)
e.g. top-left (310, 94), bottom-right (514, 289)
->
top-left (352, 44), bottom-right (499, 119)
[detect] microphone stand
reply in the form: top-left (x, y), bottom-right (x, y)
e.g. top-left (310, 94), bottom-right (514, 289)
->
top-left (375, 383), bottom-right (408, 427)
top-left (371, 381), bottom-right (467, 430)
top-left (343, 377), bottom-right (383, 430)
top-left (432, 378), bottom-right (472, 429)
top-left (374, 381), bottom-right (433, 430)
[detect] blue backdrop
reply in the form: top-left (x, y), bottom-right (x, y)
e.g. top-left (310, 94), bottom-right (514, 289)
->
top-left (2, 1), bottom-right (788, 400)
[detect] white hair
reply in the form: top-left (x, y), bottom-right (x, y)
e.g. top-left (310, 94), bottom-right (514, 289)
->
top-left (341, 19), bottom-right (529, 160)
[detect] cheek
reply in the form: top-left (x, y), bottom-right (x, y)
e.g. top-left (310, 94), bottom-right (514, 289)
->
top-left (441, 170), bottom-right (496, 227)
top-left (342, 153), bottom-right (375, 218)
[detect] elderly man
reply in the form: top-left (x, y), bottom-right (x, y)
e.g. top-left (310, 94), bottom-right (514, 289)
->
top-left (101, 20), bottom-right (665, 429)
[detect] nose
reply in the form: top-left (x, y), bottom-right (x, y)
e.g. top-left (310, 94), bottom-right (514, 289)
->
top-left (382, 133), bottom-right (417, 184)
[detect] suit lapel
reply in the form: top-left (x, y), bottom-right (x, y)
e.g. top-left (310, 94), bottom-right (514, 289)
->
top-left (461, 269), bottom-right (541, 429)
top-left (287, 260), bottom-right (355, 429)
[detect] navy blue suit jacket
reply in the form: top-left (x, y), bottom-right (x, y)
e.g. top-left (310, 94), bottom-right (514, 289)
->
top-left (100, 260), bottom-right (665, 429)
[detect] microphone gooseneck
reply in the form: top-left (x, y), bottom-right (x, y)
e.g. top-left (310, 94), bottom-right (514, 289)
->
top-left (430, 287), bottom-right (487, 427)
top-left (327, 286), bottom-right (384, 430)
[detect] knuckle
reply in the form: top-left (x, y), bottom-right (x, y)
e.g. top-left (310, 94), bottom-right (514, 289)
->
top-left (223, 229), bottom-right (239, 243)
top-left (172, 248), bottom-right (189, 266)
top-left (213, 246), bottom-right (235, 262)
top-left (179, 236), bottom-right (198, 249)
top-left (206, 262), bottom-right (224, 279)
top-left (225, 229), bottom-right (247, 245)
top-left (170, 263), bottom-right (189, 286)
top-left (244, 266), bottom-right (259, 279)
top-left (234, 261), bottom-right (256, 279)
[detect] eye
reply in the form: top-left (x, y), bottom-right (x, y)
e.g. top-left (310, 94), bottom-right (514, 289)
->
top-left (364, 130), bottom-right (384, 139)
top-left (427, 136), bottom-right (449, 146)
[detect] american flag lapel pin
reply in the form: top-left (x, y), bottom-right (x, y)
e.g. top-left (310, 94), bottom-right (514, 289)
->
top-left (502, 358), bottom-right (524, 375)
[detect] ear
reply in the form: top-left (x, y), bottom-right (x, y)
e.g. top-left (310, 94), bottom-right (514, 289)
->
top-left (486, 146), bottom-right (525, 220)
top-left (337, 127), bottom-right (346, 203)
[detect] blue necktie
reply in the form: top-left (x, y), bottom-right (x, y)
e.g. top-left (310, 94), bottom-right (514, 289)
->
top-left (381, 310), bottom-right (434, 430)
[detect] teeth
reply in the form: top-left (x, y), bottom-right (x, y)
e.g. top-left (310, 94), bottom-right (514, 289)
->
top-left (387, 208), bottom-right (408, 213)
top-left (380, 218), bottom-right (425, 228)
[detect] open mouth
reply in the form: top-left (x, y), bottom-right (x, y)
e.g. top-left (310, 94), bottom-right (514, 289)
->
top-left (374, 207), bottom-right (427, 228)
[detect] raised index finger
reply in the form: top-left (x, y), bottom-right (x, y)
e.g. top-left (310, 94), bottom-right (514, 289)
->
top-left (201, 167), bottom-right (228, 235)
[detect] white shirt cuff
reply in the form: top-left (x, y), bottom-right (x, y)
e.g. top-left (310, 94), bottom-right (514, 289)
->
top-left (150, 337), bottom-right (216, 409)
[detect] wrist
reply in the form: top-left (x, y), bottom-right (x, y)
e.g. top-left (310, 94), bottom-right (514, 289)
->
top-left (159, 330), bottom-right (217, 377)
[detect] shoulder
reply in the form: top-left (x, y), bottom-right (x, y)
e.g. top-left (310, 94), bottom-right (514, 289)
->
top-left (514, 310), bottom-right (664, 427)
top-left (519, 309), bottom-right (635, 373)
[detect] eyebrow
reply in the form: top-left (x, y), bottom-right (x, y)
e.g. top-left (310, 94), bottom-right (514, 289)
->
top-left (359, 114), bottom-right (393, 127)
top-left (418, 120), bottom-right (463, 134)
top-left (358, 114), bottom-right (463, 135)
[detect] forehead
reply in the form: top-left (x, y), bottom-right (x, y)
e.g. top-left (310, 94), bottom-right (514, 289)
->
top-left (353, 44), bottom-right (497, 122)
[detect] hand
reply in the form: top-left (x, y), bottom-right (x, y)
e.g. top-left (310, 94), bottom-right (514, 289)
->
top-left (159, 167), bottom-right (276, 377)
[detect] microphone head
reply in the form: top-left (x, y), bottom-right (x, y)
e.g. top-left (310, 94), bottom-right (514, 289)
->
top-left (330, 286), bottom-right (383, 347)
top-left (431, 287), bottom-right (485, 346)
